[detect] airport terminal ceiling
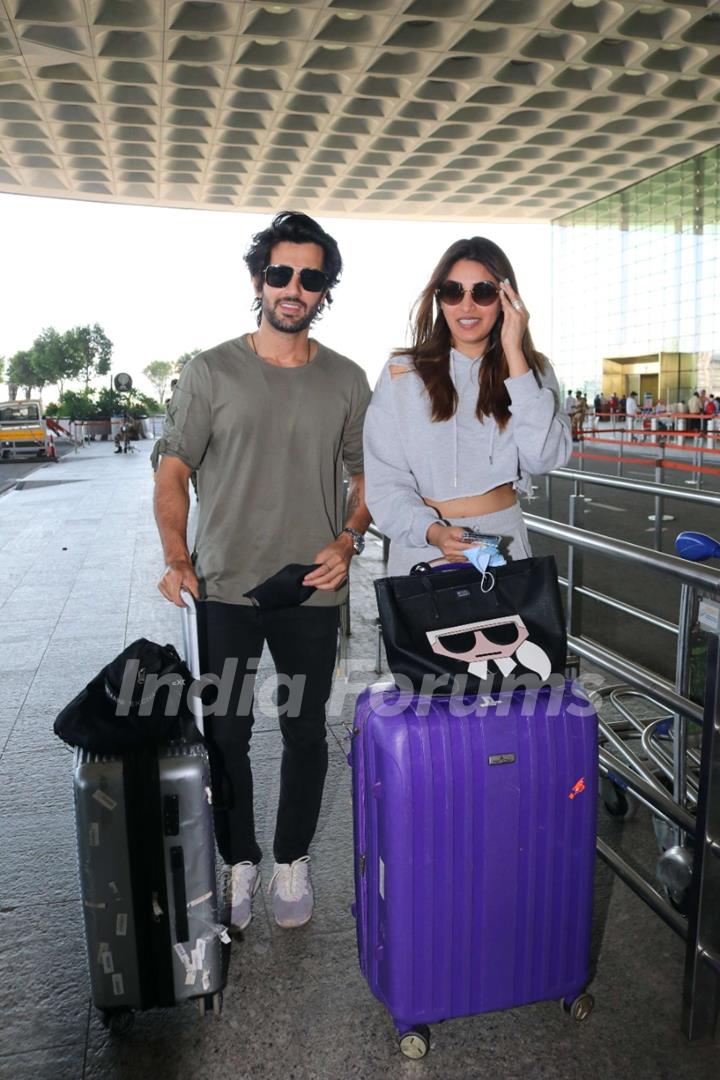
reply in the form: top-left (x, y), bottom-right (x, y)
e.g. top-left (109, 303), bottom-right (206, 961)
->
top-left (1, 0), bottom-right (720, 221)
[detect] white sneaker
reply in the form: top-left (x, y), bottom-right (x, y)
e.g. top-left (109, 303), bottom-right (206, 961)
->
top-left (223, 861), bottom-right (261, 931)
top-left (268, 856), bottom-right (314, 928)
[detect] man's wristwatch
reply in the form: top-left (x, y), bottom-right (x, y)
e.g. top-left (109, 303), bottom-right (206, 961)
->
top-left (340, 527), bottom-right (365, 555)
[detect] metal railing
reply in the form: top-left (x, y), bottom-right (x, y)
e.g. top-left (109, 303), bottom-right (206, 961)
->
top-left (546, 468), bottom-right (720, 552)
top-left (524, 511), bottom-right (720, 1040)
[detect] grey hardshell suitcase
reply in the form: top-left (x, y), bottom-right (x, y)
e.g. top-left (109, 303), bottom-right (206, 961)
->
top-left (73, 593), bottom-right (226, 1030)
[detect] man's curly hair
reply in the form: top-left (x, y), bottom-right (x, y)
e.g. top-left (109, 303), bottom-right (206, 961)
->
top-left (244, 209), bottom-right (342, 309)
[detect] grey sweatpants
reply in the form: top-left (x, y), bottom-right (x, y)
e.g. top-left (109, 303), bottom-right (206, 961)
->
top-left (387, 500), bottom-right (532, 577)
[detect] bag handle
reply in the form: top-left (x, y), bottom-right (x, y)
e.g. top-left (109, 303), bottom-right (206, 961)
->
top-left (180, 590), bottom-right (204, 738)
top-left (411, 559), bottom-right (471, 575)
top-left (411, 559), bottom-right (498, 597)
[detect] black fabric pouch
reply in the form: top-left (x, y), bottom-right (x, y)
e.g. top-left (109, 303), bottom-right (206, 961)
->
top-left (54, 639), bottom-right (194, 752)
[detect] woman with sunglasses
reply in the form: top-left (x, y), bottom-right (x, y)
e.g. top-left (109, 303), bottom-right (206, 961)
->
top-left (363, 236), bottom-right (572, 574)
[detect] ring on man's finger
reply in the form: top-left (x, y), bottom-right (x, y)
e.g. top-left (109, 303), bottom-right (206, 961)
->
top-left (511, 298), bottom-right (524, 311)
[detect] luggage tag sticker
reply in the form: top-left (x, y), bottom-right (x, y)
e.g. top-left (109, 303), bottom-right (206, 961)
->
top-left (108, 881), bottom-right (120, 898)
top-left (569, 777), bottom-right (586, 800)
top-left (378, 857), bottom-right (385, 901)
top-left (188, 891), bottom-right (212, 909)
top-left (116, 913), bottom-right (128, 937)
top-left (204, 786), bottom-right (213, 805)
top-left (92, 789), bottom-right (117, 812)
top-left (101, 950), bottom-right (114, 974)
top-left (88, 823), bottom-right (100, 847)
top-left (112, 973), bottom-right (125, 997)
top-left (193, 916), bottom-right (231, 945)
top-left (173, 942), bottom-right (191, 967)
top-left (97, 942), bottom-right (110, 964)
top-left (84, 899), bottom-right (106, 910)
top-left (202, 970), bottom-right (210, 992)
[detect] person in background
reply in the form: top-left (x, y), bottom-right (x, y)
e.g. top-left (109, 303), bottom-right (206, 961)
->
top-left (363, 235), bottom-right (572, 575)
top-left (564, 389), bottom-right (577, 423)
top-left (625, 390), bottom-right (639, 440)
top-left (703, 392), bottom-right (716, 433)
top-left (655, 399), bottom-right (670, 432)
top-left (573, 391), bottom-right (588, 442)
top-left (687, 389), bottom-right (702, 432)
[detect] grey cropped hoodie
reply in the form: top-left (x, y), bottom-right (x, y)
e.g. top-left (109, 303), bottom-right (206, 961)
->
top-left (363, 349), bottom-right (572, 550)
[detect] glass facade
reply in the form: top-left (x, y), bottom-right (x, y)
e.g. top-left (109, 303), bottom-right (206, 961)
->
top-left (551, 145), bottom-right (720, 408)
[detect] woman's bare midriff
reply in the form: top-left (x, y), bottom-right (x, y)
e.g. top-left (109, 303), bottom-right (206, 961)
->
top-left (423, 483), bottom-right (516, 519)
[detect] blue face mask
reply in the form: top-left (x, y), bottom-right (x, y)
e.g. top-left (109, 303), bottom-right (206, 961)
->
top-left (463, 537), bottom-right (506, 575)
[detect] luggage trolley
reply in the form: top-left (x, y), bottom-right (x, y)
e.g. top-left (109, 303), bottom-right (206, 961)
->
top-left (592, 531), bottom-right (720, 913)
top-left (591, 683), bottom-right (701, 911)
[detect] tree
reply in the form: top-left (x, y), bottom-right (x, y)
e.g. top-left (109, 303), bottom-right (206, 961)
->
top-left (175, 348), bottom-right (201, 373)
top-left (56, 389), bottom-right (98, 421)
top-left (30, 327), bottom-right (68, 394)
top-left (143, 360), bottom-right (174, 403)
top-left (67, 323), bottom-right (113, 390)
top-left (0, 356), bottom-right (4, 385)
top-left (8, 350), bottom-right (36, 399)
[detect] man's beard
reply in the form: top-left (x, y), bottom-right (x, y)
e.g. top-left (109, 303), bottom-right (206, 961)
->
top-left (262, 294), bottom-right (323, 334)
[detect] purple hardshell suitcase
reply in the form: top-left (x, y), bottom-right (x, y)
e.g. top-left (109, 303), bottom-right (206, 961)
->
top-left (350, 681), bottom-right (597, 1055)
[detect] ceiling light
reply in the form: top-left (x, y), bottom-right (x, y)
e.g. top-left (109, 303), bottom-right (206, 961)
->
top-left (337, 11), bottom-right (363, 19)
top-left (571, 0), bottom-right (601, 7)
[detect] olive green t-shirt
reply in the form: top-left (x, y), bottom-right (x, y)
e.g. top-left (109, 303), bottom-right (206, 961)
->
top-left (160, 335), bottom-right (371, 606)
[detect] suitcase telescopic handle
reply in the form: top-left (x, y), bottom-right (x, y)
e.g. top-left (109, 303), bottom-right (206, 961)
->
top-left (179, 589), bottom-right (204, 738)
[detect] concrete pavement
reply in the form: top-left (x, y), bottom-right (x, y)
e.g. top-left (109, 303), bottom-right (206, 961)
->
top-left (0, 441), bottom-right (718, 1079)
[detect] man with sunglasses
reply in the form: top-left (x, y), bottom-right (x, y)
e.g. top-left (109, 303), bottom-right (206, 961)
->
top-left (153, 210), bottom-right (371, 933)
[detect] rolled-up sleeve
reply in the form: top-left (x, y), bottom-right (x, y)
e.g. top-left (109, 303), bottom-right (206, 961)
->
top-left (342, 369), bottom-right (372, 476)
top-left (505, 360), bottom-right (572, 476)
top-left (160, 357), bottom-right (212, 471)
top-left (363, 366), bottom-right (439, 548)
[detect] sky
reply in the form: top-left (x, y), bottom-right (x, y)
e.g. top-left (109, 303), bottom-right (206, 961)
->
top-left (0, 192), bottom-right (551, 400)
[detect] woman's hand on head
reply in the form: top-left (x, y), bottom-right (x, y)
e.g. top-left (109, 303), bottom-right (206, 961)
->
top-left (498, 280), bottom-right (530, 374)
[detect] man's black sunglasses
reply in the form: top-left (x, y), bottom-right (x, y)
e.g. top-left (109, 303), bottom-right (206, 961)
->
top-left (263, 264), bottom-right (329, 293)
top-left (435, 280), bottom-right (499, 307)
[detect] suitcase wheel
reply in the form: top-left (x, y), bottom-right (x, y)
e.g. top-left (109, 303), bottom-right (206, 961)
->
top-left (562, 993), bottom-right (595, 1022)
top-left (398, 1025), bottom-right (430, 1059)
top-left (102, 1008), bottom-right (134, 1035)
top-left (197, 991), bottom-right (223, 1020)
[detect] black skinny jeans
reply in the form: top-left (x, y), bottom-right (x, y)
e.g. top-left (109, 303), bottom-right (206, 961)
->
top-left (197, 601), bottom-right (339, 866)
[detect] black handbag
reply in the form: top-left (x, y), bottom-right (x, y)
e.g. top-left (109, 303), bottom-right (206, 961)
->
top-left (54, 639), bottom-right (195, 752)
top-left (374, 556), bottom-right (567, 695)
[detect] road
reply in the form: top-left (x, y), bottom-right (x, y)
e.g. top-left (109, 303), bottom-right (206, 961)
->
top-left (0, 438), bottom-right (76, 494)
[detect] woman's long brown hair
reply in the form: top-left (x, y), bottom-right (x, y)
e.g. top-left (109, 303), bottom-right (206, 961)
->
top-left (394, 237), bottom-right (546, 429)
